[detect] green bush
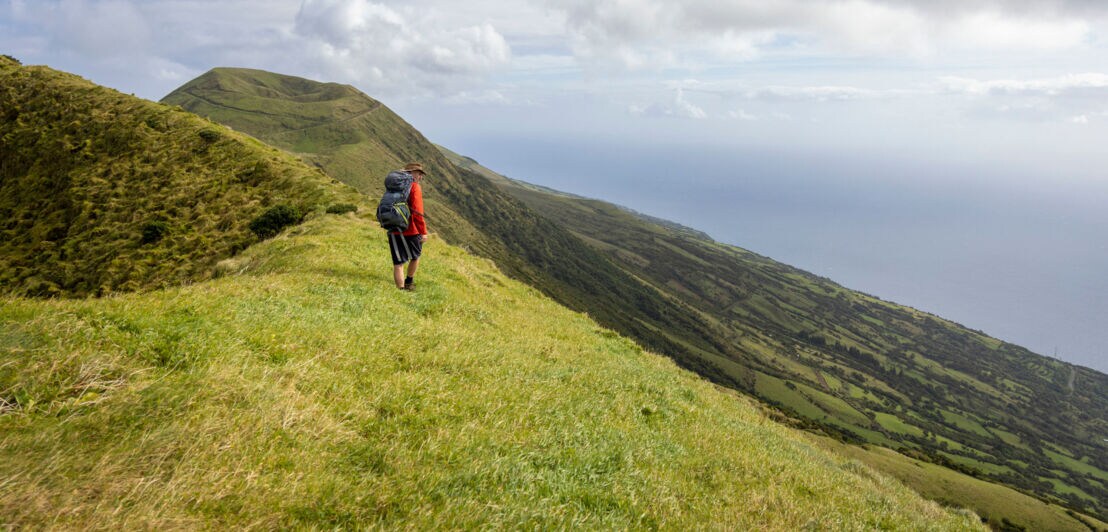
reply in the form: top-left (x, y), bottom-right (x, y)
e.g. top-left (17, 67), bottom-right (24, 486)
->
top-left (140, 220), bottom-right (170, 244)
top-left (198, 128), bottom-right (221, 142)
top-left (326, 203), bottom-right (357, 215)
top-left (249, 205), bottom-right (302, 239)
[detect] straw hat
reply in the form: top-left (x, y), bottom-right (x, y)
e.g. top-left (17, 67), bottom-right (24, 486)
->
top-left (403, 162), bottom-right (425, 174)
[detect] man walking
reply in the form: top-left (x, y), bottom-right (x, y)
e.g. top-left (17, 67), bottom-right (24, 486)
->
top-left (388, 162), bottom-right (428, 290)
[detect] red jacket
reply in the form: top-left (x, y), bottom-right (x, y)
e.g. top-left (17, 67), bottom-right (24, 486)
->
top-left (401, 180), bottom-right (427, 236)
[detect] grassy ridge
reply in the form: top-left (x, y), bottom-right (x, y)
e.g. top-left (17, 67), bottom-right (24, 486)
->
top-left (0, 58), bottom-right (363, 297)
top-left (0, 214), bottom-right (982, 529)
top-left (162, 68), bottom-right (749, 388)
top-left (154, 67), bottom-right (1104, 526)
top-left (442, 148), bottom-right (1108, 526)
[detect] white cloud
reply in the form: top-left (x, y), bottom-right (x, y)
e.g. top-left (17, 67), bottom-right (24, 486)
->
top-left (742, 85), bottom-right (884, 101)
top-left (294, 0), bottom-right (404, 48)
top-left (940, 73), bottom-right (1108, 96)
top-left (629, 87), bottom-right (707, 119)
top-left (547, 0), bottom-right (1102, 70)
top-left (1, 0), bottom-right (513, 99)
top-left (728, 109), bottom-right (757, 121)
top-left (939, 74), bottom-right (1108, 123)
top-left (442, 89), bottom-right (511, 105)
top-left (294, 0), bottom-right (510, 94)
top-left (945, 11), bottom-right (1090, 51)
top-left (675, 87), bottom-right (707, 119)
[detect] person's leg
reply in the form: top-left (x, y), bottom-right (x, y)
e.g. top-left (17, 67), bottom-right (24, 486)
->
top-left (404, 234), bottom-right (423, 289)
top-left (394, 263), bottom-right (406, 289)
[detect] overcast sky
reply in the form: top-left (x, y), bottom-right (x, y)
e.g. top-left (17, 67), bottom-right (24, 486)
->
top-left (5, 1), bottom-right (1108, 165)
top-left (3, 0), bottom-right (1107, 370)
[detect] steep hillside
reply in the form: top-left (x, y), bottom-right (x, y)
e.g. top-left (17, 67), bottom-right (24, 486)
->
top-left (156, 66), bottom-right (1105, 526)
top-left (0, 214), bottom-right (983, 529)
top-left (162, 68), bottom-right (746, 386)
top-left (442, 148), bottom-right (1108, 526)
top-left (0, 57), bottom-right (362, 297)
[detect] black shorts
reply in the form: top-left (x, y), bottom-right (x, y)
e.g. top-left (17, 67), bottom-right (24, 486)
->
top-left (388, 233), bottom-right (423, 265)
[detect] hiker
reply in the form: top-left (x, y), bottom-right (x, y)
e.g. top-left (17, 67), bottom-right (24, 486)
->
top-left (387, 162), bottom-right (428, 290)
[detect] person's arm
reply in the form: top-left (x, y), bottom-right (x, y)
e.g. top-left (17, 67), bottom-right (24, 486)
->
top-left (409, 181), bottom-right (427, 236)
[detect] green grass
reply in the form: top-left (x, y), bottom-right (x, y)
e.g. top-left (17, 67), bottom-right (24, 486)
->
top-left (875, 412), bottom-right (925, 438)
top-left (162, 66), bottom-right (751, 402)
top-left (1045, 448), bottom-right (1108, 482)
top-left (817, 438), bottom-right (1107, 532)
top-left (939, 409), bottom-right (992, 438)
top-left (1041, 478), bottom-right (1098, 503)
top-left (0, 59), bottom-right (363, 297)
top-left (440, 147), bottom-right (1108, 521)
top-left (989, 427), bottom-right (1030, 451)
top-left (938, 452), bottom-right (1014, 477)
top-left (0, 215), bottom-right (982, 529)
top-left (756, 374), bottom-right (829, 421)
top-left (156, 67), bottom-right (1108, 522)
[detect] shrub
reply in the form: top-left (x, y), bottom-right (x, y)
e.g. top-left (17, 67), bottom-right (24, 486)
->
top-left (140, 220), bottom-right (170, 244)
top-left (198, 128), bottom-right (221, 142)
top-left (326, 203), bottom-right (358, 215)
top-left (144, 115), bottom-right (167, 132)
top-left (249, 204), bottom-right (302, 239)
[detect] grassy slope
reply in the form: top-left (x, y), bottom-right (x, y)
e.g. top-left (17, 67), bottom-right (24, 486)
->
top-left (812, 438), bottom-right (1108, 532)
top-left (152, 67), bottom-right (1105, 526)
top-left (161, 68), bottom-right (746, 388)
top-left (441, 147), bottom-right (1108, 528)
top-left (0, 58), bottom-right (362, 298)
top-left (0, 214), bottom-right (981, 530)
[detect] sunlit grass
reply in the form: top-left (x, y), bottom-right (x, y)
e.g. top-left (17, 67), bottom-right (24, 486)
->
top-left (1, 215), bottom-right (982, 529)
top-left (818, 439), bottom-right (1108, 532)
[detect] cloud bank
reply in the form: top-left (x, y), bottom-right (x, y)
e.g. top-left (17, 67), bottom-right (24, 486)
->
top-left (2, 0), bottom-right (1107, 126)
top-left (293, 0), bottom-right (510, 93)
top-left (548, 0), bottom-right (1103, 69)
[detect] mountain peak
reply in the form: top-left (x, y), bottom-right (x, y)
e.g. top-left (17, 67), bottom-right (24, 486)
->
top-left (169, 67), bottom-right (368, 104)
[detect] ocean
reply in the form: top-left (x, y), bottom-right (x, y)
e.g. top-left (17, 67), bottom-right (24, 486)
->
top-left (451, 134), bottom-right (1108, 373)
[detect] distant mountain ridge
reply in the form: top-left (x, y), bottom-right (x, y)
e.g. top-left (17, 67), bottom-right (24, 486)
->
top-left (162, 67), bottom-right (1106, 528)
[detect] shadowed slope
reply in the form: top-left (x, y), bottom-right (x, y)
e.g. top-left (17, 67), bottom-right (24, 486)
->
top-left (0, 59), bottom-right (362, 297)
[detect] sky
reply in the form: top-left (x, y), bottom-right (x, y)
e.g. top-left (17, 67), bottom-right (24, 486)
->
top-left (2, 0), bottom-right (1107, 371)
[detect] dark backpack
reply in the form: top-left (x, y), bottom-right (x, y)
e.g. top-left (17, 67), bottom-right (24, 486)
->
top-left (376, 170), bottom-right (415, 232)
